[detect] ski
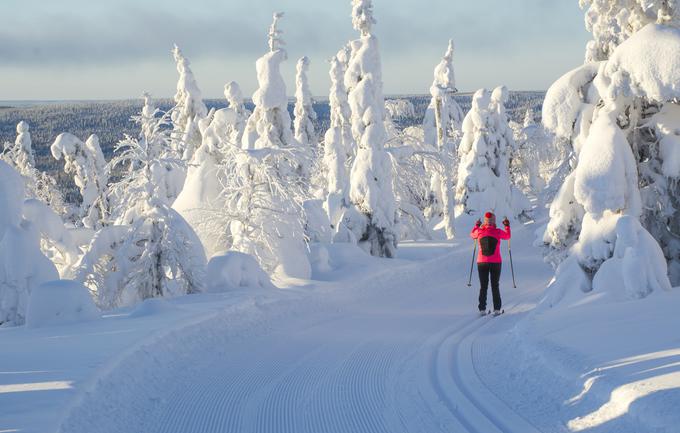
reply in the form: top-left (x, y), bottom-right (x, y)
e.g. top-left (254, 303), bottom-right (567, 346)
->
top-left (491, 309), bottom-right (505, 317)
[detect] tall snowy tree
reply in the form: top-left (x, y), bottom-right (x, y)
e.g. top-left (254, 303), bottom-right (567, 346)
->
top-left (51, 133), bottom-right (109, 229)
top-left (422, 39), bottom-right (464, 239)
top-left (171, 44), bottom-right (208, 163)
top-left (456, 87), bottom-right (527, 219)
top-left (294, 56), bottom-right (318, 149)
top-left (335, 0), bottom-right (399, 258)
top-left (323, 52), bottom-right (354, 229)
top-left (228, 12), bottom-right (311, 279)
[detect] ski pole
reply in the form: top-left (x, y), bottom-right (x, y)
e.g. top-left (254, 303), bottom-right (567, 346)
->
top-left (508, 238), bottom-right (517, 288)
top-left (467, 240), bottom-right (477, 287)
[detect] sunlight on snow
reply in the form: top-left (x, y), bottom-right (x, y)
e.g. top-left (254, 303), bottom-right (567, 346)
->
top-left (567, 371), bottom-right (680, 431)
top-left (565, 375), bottom-right (600, 405)
top-left (0, 380), bottom-right (73, 394)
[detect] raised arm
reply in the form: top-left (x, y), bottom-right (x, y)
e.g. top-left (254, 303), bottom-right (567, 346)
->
top-left (499, 218), bottom-right (511, 240)
top-left (470, 219), bottom-right (482, 239)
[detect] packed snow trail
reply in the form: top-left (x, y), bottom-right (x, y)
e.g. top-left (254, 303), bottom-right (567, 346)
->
top-left (58, 225), bottom-right (553, 433)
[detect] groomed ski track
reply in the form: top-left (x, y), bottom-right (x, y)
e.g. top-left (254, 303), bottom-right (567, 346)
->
top-left (58, 226), bottom-right (552, 433)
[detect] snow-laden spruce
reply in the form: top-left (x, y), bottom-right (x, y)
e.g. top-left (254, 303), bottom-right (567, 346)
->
top-left (456, 87), bottom-right (529, 220)
top-left (323, 49), bottom-right (354, 230)
top-left (76, 103), bottom-right (206, 309)
top-left (335, 0), bottom-right (398, 258)
top-left (222, 12), bottom-right (312, 279)
top-left (423, 40), bottom-right (463, 149)
top-left (51, 132), bottom-right (109, 229)
top-left (171, 44), bottom-right (208, 164)
top-left (0, 161), bottom-right (59, 326)
top-left (542, 22), bottom-right (680, 303)
top-left (294, 56), bottom-right (318, 149)
top-left (422, 40), bottom-right (464, 239)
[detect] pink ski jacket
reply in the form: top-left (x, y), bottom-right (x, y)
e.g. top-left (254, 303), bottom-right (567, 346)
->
top-left (470, 224), bottom-right (511, 263)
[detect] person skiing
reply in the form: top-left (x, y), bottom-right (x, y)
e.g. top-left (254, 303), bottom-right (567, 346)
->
top-left (470, 212), bottom-right (511, 316)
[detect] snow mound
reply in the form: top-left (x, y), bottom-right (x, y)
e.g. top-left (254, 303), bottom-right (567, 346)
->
top-left (26, 280), bottom-right (99, 328)
top-left (542, 62), bottom-right (600, 138)
top-left (207, 252), bottom-right (276, 292)
top-left (129, 298), bottom-right (177, 318)
top-left (602, 24), bottom-right (680, 102)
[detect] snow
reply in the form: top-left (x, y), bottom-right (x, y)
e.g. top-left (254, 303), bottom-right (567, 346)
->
top-left (573, 110), bottom-right (641, 217)
top-left (2, 218), bottom-right (677, 433)
top-left (601, 24), bottom-right (680, 102)
top-left (0, 161), bottom-right (60, 326)
top-left (541, 62), bottom-right (600, 140)
top-left (206, 251), bottom-right (275, 292)
top-left (25, 280), bottom-right (99, 328)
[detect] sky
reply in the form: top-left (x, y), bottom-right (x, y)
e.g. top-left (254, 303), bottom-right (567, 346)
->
top-left (0, 0), bottom-right (591, 100)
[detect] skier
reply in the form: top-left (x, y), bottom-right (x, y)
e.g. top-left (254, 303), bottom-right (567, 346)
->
top-left (470, 212), bottom-right (510, 316)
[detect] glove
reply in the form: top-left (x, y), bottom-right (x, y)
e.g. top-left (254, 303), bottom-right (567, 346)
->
top-left (475, 219), bottom-right (482, 228)
top-left (502, 218), bottom-right (510, 227)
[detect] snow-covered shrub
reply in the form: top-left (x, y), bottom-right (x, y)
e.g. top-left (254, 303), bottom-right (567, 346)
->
top-left (51, 132), bottom-right (109, 229)
top-left (294, 56), bottom-right (318, 149)
top-left (76, 204), bottom-right (206, 309)
top-left (25, 279), bottom-right (99, 328)
top-left (337, 0), bottom-right (399, 258)
top-left (218, 147), bottom-right (311, 280)
top-left (385, 99), bottom-right (416, 121)
top-left (171, 44), bottom-right (208, 163)
top-left (0, 161), bottom-right (59, 326)
top-left (77, 105), bottom-right (207, 310)
top-left (323, 51), bottom-right (354, 229)
top-left (206, 251), bottom-right (276, 292)
top-left (303, 199), bottom-right (332, 243)
top-left (456, 87), bottom-right (529, 220)
top-left (542, 21), bottom-right (679, 299)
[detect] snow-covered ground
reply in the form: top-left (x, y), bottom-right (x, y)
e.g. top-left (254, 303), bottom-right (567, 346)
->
top-left (2, 220), bottom-right (678, 433)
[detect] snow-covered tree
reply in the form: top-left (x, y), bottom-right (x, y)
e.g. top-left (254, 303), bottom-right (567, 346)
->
top-left (77, 107), bottom-right (206, 309)
top-left (14, 121), bottom-right (35, 168)
top-left (242, 12), bottom-right (296, 152)
top-left (335, 0), bottom-right (399, 258)
top-left (323, 52), bottom-right (355, 229)
top-left (224, 12), bottom-right (312, 279)
top-left (456, 87), bottom-right (528, 220)
top-left (171, 44), bottom-right (208, 163)
top-left (294, 56), bottom-right (318, 149)
top-left (0, 161), bottom-right (59, 326)
top-left (221, 81), bottom-right (250, 145)
top-left (0, 122), bottom-right (67, 215)
top-left (422, 40), bottom-right (464, 239)
top-left (542, 20), bottom-right (679, 302)
top-left (423, 40), bottom-right (464, 149)
top-left (51, 133), bottom-right (109, 229)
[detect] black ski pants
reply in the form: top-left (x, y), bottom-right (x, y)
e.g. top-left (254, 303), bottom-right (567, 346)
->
top-left (478, 262), bottom-right (502, 311)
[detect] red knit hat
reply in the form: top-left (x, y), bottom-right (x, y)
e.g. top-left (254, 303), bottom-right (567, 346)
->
top-left (484, 212), bottom-right (495, 225)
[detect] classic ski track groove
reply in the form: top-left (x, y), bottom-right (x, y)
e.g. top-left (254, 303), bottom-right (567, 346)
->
top-left (437, 297), bottom-right (543, 433)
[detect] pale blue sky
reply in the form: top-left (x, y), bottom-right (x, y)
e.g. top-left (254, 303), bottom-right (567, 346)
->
top-left (0, 0), bottom-right (591, 100)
